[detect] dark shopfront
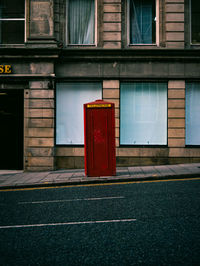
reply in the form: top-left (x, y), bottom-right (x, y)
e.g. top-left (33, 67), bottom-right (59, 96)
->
top-left (0, 86), bottom-right (24, 170)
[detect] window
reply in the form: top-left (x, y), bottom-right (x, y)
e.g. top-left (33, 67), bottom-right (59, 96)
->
top-left (120, 82), bottom-right (167, 145)
top-left (191, 0), bottom-right (200, 44)
top-left (186, 83), bottom-right (200, 145)
top-left (0, 0), bottom-right (25, 44)
top-left (128, 0), bottom-right (156, 44)
top-left (66, 0), bottom-right (95, 45)
top-left (56, 82), bottom-right (102, 145)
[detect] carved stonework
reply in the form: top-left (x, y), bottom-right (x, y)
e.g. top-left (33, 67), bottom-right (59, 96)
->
top-left (29, 0), bottom-right (54, 38)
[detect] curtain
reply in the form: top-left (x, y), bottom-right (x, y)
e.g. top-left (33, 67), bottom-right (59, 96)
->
top-left (130, 0), bottom-right (155, 44)
top-left (186, 83), bottom-right (200, 145)
top-left (120, 82), bottom-right (167, 145)
top-left (56, 83), bottom-right (102, 145)
top-left (68, 0), bottom-right (95, 44)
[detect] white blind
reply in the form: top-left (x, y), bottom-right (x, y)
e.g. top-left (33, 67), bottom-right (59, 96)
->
top-left (129, 0), bottom-right (155, 44)
top-left (56, 83), bottom-right (102, 145)
top-left (120, 82), bottom-right (167, 145)
top-left (67, 0), bottom-right (95, 44)
top-left (186, 83), bottom-right (200, 145)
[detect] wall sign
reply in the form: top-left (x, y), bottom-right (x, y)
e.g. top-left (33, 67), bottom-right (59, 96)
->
top-left (0, 65), bottom-right (12, 74)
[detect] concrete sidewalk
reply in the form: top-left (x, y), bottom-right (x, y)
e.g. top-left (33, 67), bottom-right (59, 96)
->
top-left (0, 163), bottom-right (200, 189)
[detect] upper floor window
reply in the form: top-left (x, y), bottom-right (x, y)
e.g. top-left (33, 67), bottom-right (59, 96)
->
top-left (66, 0), bottom-right (95, 45)
top-left (128, 0), bottom-right (156, 45)
top-left (191, 0), bottom-right (200, 44)
top-left (0, 0), bottom-right (25, 44)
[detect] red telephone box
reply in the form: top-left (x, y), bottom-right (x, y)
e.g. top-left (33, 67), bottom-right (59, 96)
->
top-left (84, 100), bottom-right (116, 177)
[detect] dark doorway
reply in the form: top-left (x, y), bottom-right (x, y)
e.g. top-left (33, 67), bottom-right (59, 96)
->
top-left (0, 89), bottom-right (24, 169)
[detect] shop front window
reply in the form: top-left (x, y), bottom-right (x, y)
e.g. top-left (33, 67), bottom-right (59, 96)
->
top-left (186, 82), bottom-right (200, 145)
top-left (56, 82), bottom-right (102, 145)
top-left (120, 82), bottom-right (167, 145)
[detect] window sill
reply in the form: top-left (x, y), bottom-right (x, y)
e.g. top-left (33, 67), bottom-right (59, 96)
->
top-left (56, 144), bottom-right (84, 147)
top-left (0, 44), bottom-right (25, 48)
top-left (65, 44), bottom-right (97, 49)
top-left (190, 44), bottom-right (200, 49)
top-left (185, 145), bottom-right (200, 148)
top-left (119, 145), bottom-right (168, 148)
top-left (128, 44), bottom-right (159, 49)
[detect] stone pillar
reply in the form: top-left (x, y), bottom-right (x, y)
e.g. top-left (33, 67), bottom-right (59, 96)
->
top-left (103, 0), bottom-right (122, 48)
top-left (103, 80), bottom-right (120, 148)
top-left (165, 0), bottom-right (185, 48)
top-left (168, 80), bottom-right (185, 149)
top-left (24, 79), bottom-right (55, 171)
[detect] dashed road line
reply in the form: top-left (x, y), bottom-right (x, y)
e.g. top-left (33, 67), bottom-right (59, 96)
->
top-left (18, 196), bottom-right (125, 205)
top-left (0, 219), bottom-right (137, 229)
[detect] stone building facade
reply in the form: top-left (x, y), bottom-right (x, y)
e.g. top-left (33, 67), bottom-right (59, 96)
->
top-left (0, 0), bottom-right (200, 171)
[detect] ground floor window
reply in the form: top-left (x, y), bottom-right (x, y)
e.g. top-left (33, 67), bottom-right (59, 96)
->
top-left (120, 82), bottom-right (167, 145)
top-left (186, 82), bottom-right (200, 145)
top-left (56, 82), bottom-right (102, 145)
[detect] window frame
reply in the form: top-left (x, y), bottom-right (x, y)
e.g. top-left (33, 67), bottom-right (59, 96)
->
top-left (127, 0), bottom-right (159, 47)
top-left (65, 0), bottom-right (97, 46)
top-left (0, 0), bottom-right (26, 45)
top-left (120, 81), bottom-right (168, 147)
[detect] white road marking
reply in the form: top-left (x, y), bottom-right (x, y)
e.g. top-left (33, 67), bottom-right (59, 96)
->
top-left (18, 196), bottom-right (125, 205)
top-left (0, 219), bottom-right (137, 229)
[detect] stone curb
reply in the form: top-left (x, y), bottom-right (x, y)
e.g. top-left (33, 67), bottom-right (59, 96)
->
top-left (0, 173), bottom-right (200, 190)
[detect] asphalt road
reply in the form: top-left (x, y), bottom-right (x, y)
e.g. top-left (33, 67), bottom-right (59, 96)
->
top-left (0, 178), bottom-right (200, 266)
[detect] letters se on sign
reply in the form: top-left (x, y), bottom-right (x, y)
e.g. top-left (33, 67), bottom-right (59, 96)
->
top-left (0, 65), bottom-right (12, 74)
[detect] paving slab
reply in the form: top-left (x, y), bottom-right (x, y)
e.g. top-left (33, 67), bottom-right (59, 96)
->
top-left (71, 172), bottom-right (85, 178)
top-left (140, 166), bottom-right (159, 176)
top-left (56, 173), bottom-right (75, 179)
top-left (154, 165), bottom-right (176, 176)
top-left (128, 167), bottom-right (145, 178)
top-left (179, 164), bottom-right (200, 173)
top-left (0, 170), bottom-right (23, 175)
top-left (168, 165), bottom-right (191, 175)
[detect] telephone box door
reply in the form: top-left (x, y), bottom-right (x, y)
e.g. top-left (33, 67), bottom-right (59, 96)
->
top-left (84, 100), bottom-right (116, 177)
